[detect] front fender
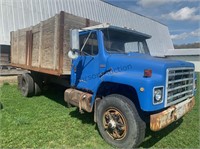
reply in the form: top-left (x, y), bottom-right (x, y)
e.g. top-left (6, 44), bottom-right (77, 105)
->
top-left (92, 72), bottom-right (166, 111)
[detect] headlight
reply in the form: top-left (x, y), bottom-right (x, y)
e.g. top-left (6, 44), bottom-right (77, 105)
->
top-left (153, 87), bottom-right (164, 104)
top-left (155, 90), bottom-right (162, 101)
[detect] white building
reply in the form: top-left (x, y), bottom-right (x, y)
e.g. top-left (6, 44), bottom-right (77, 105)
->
top-left (0, 0), bottom-right (199, 70)
top-left (165, 49), bottom-right (200, 72)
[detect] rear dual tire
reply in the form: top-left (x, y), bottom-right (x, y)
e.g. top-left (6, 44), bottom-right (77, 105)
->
top-left (32, 73), bottom-right (42, 96)
top-left (20, 73), bottom-right (34, 97)
top-left (18, 73), bottom-right (42, 97)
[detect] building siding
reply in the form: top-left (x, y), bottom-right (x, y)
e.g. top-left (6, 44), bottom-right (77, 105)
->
top-left (166, 56), bottom-right (200, 72)
top-left (0, 0), bottom-right (174, 56)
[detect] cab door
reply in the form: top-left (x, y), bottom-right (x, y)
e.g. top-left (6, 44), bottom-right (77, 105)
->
top-left (71, 31), bottom-right (100, 92)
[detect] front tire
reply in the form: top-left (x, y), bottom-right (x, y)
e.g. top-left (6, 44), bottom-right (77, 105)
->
top-left (96, 94), bottom-right (146, 148)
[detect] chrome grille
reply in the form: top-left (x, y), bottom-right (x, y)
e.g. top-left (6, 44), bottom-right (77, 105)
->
top-left (166, 68), bottom-right (194, 106)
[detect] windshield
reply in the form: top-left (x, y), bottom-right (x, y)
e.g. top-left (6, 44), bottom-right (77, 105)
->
top-left (103, 29), bottom-right (150, 54)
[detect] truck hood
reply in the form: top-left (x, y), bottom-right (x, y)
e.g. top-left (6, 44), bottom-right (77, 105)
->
top-left (106, 53), bottom-right (194, 75)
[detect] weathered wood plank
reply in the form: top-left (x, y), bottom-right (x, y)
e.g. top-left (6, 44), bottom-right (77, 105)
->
top-left (37, 22), bottom-right (43, 68)
top-left (32, 31), bottom-right (40, 67)
top-left (40, 16), bottom-right (55, 69)
top-left (18, 34), bottom-right (26, 65)
top-left (53, 14), bottom-right (59, 70)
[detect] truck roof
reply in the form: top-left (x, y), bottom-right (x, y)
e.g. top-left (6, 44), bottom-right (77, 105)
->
top-left (82, 23), bottom-right (151, 39)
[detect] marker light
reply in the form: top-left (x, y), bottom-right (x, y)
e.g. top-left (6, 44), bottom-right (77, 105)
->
top-left (144, 69), bottom-right (152, 77)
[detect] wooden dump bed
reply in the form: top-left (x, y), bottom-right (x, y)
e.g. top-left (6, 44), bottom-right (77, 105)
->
top-left (10, 11), bottom-right (99, 75)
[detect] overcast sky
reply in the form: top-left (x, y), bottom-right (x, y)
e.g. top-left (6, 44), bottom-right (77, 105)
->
top-left (104, 0), bottom-right (200, 45)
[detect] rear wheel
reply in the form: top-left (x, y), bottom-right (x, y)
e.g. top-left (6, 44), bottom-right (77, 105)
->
top-left (17, 75), bottom-right (22, 90)
top-left (97, 94), bottom-right (146, 148)
top-left (32, 73), bottom-right (42, 96)
top-left (34, 82), bottom-right (42, 96)
top-left (20, 73), bottom-right (34, 97)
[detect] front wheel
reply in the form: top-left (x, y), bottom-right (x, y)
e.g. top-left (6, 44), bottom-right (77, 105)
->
top-left (96, 94), bottom-right (146, 148)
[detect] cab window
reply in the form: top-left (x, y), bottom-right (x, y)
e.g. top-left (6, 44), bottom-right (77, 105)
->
top-left (80, 32), bottom-right (99, 56)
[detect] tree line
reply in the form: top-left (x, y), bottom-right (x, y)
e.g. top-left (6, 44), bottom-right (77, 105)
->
top-left (174, 42), bottom-right (200, 49)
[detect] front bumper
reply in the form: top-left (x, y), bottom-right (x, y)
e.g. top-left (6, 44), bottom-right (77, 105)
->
top-left (150, 96), bottom-right (195, 131)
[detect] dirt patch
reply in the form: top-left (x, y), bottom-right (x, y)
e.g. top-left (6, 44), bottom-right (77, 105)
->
top-left (0, 76), bottom-right (18, 86)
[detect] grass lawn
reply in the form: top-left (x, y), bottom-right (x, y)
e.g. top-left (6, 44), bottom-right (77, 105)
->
top-left (0, 74), bottom-right (199, 148)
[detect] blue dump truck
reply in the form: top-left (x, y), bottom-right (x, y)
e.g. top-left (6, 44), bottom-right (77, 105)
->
top-left (11, 12), bottom-right (197, 148)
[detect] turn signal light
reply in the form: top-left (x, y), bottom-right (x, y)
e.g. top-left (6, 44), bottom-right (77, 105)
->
top-left (144, 69), bottom-right (152, 77)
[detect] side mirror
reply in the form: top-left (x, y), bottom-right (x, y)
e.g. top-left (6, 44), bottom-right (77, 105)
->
top-left (68, 29), bottom-right (80, 59)
top-left (70, 29), bottom-right (79, 51)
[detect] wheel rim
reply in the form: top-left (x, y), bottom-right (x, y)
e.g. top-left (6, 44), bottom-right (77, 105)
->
top-left (103, 108), bottom-right (127, 140)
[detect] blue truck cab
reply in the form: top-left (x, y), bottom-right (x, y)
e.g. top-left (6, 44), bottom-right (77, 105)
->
top-left (64, 23), bottom-right (196, 148)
